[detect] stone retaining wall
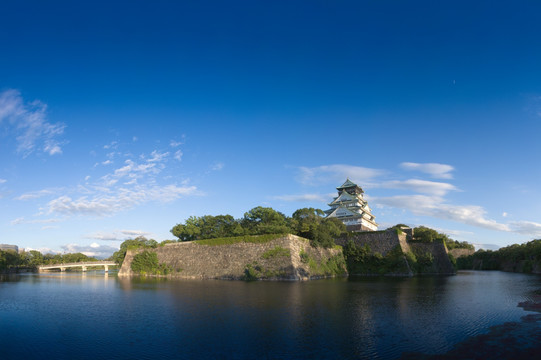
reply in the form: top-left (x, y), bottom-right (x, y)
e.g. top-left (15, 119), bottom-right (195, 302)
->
top-left (119, 234), bottom-right (345, 280)
top-left (449, 248), bottom-right (475, 258)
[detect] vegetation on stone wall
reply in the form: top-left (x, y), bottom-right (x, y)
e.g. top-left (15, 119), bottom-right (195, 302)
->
top-left (306, 254), bottom-right (347, 277)
top-left (261, 246), bottom-right (290, 259)
top-left (194, 234), bottom-right (282, 246)
top-left (457, 239), bottom-right (541, 272)
top-left (242, 261), bottom-right (289, 280)
top-left (171, 206), bottom-right (346, 248)
top-left (343, 241), bottom-right (412, 275)
top-left (130, 250), bottom-right (174, 276)
top-left (112, 236), bottom-right (160, 266)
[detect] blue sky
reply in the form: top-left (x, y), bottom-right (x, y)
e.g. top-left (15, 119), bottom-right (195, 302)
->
top-left (1, 1), bottom-right (541, 257)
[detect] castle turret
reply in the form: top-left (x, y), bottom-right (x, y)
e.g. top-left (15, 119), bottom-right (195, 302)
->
top-left (324, 179), bottom-right (378, 231)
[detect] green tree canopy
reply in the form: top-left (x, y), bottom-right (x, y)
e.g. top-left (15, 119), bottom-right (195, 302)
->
top-left (112, 236), bottom-right (158, 265)
top-left (241, 206), bottom-right (290, 235)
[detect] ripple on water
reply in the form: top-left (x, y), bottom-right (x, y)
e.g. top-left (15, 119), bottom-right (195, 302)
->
top-left (1, 271), bottom-right (540, 359)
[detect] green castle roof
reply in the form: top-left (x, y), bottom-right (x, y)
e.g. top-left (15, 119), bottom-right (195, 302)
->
top-left (337, 178), bottom-right (359, 190)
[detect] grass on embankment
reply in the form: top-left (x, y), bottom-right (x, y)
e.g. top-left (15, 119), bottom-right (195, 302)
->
top-left (194, 234), bottom-right (287, 246)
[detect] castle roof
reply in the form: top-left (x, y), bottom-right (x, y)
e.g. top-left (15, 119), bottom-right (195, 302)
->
top-left (329, 190), bottom-right (357, 205)
top-left (327, 206), bottom-right (360, 219)
top-left (336, 178), bottom-right (358, 190)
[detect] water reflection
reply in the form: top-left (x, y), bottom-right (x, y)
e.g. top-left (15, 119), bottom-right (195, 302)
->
top-left (1, 271), bottom-right (540, 359)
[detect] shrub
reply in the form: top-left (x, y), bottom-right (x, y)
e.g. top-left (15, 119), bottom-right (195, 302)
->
top-left (261, 246), bottom-right (290, 259)
top-left (131, 250), bottom-right (172, 275)
top-left (243, 263), bottom-right (262, 281)
top-left (299, 250), bottom-right (309, 263)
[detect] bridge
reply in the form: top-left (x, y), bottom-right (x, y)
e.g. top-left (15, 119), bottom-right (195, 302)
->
top-left (38, 261), bottom-right (118, 273)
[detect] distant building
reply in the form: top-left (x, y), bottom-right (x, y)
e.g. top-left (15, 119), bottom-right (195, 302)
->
top-left (324, 179), bottom-right (378, 231)
top-left (0, 244), bottom-right (19, 253)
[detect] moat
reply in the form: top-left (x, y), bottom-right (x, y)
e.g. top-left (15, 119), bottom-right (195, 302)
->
top-left (1, 271), bottom-right (540, 359)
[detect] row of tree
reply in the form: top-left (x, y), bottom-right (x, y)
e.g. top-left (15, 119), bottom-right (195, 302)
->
top-left (0, 250), bottom-right (98, 270)
top-left (457, 239), bottom-right (541, 271)
top-left (170, 206), bottom-right (347, 248)
top-left (408, 225), bottom-right (475, 250)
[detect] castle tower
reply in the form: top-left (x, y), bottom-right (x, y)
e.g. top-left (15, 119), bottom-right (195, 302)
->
top-left (324, 179), bottom-right (378, 231)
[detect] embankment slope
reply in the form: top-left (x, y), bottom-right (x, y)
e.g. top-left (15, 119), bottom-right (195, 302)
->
top-left (119, 234), bottom-right (346, 280)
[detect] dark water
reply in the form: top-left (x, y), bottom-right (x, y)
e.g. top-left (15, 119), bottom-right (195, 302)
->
top-left (1, 271), bottom-right (540, 359)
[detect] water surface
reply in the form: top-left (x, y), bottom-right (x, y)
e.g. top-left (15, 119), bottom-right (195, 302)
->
top-left (1, 271), bottom-right (540, 359)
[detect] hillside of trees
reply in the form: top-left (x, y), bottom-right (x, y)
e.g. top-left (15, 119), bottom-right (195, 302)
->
top-left (0, 250), bottom-right (98, 271)
top-left (406, 225), bottom-right (475, 250)
top-left (457, 239), bottom-right (541, 272)
top-left (170, 206), bottom-right (346, 248)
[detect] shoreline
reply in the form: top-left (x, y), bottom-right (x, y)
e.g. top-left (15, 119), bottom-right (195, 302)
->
top-left (402, 293), bottom-right (541, 359)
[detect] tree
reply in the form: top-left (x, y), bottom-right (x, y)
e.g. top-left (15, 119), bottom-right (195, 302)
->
top-left (171, 214), bottom-right (244, 241)
top-left (171, 216), bottom-right (202, 241)
top-left (413, 226), bottom-right (441, 243)
top-left (27, 250), bottom-right (44, 267)
top-left (290, 208), bottom-right (345, 248)
top-left (112, 236), bottom-right (157, 266)
top-left (241, 206), bottom-right (290, 235)
top-left (291, 208), bottom-right (325, 239)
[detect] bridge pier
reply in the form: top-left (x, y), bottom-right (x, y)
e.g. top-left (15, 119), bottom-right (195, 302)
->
top-left (82, 266), bottom-right (87, 272)
top-left (60, 267), bottom-right (66, 272)
top-left (104, 265), bottom-right (109, 272)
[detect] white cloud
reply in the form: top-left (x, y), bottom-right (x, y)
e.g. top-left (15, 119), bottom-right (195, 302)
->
top-left (0, 178), bottom-right (6, 184)
top-left (61, 243), bottom-right (119, 259)
top-left (47, 184), bottom-right (198, 216)
top-left (16, 189), bottom-right (56, 200)
top-left (400, 162), bottom-right (454, 179)
top-left (0, 89), bottom-right (65, 156)
top-left (274, 193), bottom-right (334, 203)
top-left (86, 229), bottom-right (153, 241)
top-left (502, 212), bottom-right (508, 217)
top-left (211, 162), bottom-right (224, 171)
top-left (380, 179), bottom-right (458, 196)
top-left (170, 140), bottom-right (183, 147)
top-left (433, 227), bottom-right (475, 238)
top-left (474, 243), bottom-right (501, 251)
top-left (374, 195), bottom-right (510, 232)
top-left (509, 221), bottom-right (541, 238)
top-left (174, 150), bottom-right (183, 161)
top-left (11, 217), bottom-right (61, 225)
top-left (296, 164), bottom-right (384, 185)
top-left (25, 246), bottom-right (59, 254)
top-left (103, 141), bottom-right (118, 149)
top-left (147, 150), bottom-right (169, 163)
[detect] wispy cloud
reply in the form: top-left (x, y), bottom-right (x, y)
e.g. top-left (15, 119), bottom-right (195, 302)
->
top-left (400, 162), bottom-right (454, 179)
top-left (85, 229), bottom-right (153, 241)
top-left (11, 217), bottom-right (62, 225)
top-left (379, 179), bottom-right (458, 196)
top-left (34, 148), bottom-right (200, 217)
top-left (174, 150), bottom-right (183, 161)
top-left (374, 195), bottom-right (510, 232)
top-left (274, 193), bottom-right (335, 203)
top-left (103, 141), bottom-right (118, 149)
top-left (47, 184), bottom-right (197, 216)
top-left (0, 178), bottom-right (6, 184)
top-left (211, 162), bottom-right (224, 171)
top-left (509, 220), bottom-right (541, 238)
top-left (0, 89), bottom-right (65, 156)
top-left (296, 164), bottom-right (384, 186)
top-left (61, 243), bottom-right (120, 258)
top-left (16, 189), bottom-right (57, 201)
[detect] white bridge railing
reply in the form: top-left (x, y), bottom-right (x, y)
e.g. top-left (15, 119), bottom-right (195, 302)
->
top-left (38, 261), bottom-right (118, 272)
